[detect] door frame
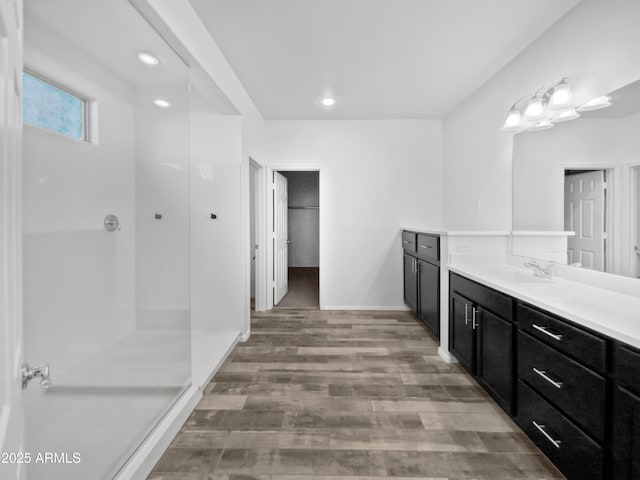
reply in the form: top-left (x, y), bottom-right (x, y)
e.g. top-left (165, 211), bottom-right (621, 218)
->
top-left (247, 158), bottom-right (267, 315)
top-left (264, 165), bottom-right (322, 310)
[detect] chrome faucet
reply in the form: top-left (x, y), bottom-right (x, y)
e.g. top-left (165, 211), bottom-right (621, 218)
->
top-left (22, 362), bottom-right (52, 390)
top-left (524, 260), bottom-right (553, 279)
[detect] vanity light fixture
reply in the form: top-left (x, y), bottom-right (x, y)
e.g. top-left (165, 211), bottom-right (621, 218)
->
top-left (137, 52), bottom-right (161, 66)
top-left (153, 98), bottom-right (171, 108)
top-left (502, 77), bottom-right (610, 133)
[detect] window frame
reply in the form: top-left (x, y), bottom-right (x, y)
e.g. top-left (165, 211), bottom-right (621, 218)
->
top-left (23, 69), bottom-right (91, 142)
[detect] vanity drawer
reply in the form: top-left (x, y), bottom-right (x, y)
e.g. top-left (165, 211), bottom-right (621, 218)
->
top-left (616, 345), bottom-right (640, 395)
top-left (450, 273), bottom-right (512, 321)
top-left (416, 234), bottom-right (439, 261)
top-left (402, 231), bottom-right (416, 253)
top-left (517, 381), bottom-right (603, 480)
top-left (518, 303), bottom-right (606, 373)
top-left (519, 331), bottom-right (606, 442)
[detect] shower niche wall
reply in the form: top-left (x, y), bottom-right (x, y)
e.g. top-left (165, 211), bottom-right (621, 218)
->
top-left (21, 1), bottom-right (191, 478)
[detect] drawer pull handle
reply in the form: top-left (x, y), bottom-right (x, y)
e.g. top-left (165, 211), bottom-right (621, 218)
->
top-left (402, 240), bottom-right (410, 244)
top-left (532, 324), bottom-right (563, 341)
top-left (532, 421), bottom-right (562, 449)
top-left (533, 367), bottom-right (563, 389)
top-left (419, 244), bottom-right (433, 249)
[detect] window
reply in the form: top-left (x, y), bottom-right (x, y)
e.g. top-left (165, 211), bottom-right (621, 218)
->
top-left (22, 72), bottom-right (87, 141)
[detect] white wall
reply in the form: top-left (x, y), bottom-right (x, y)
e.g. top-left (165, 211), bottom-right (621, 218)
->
top-left (265, 119), bottom-right (442, 309)
top-left (190, 113), bottom-right (245, 333)
top-left (442, 0), bottom-right (640, 231)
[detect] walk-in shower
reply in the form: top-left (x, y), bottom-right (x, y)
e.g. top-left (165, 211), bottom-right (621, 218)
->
top-left (21, 1), bottom-right (191, 478)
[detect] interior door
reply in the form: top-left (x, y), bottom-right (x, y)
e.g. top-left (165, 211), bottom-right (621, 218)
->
top-left (273, 171), bottom-right (288, 304)
top-left (565, 170), bottom-right (606, 271)
top-left (0, 1), bottom-right (24, 478)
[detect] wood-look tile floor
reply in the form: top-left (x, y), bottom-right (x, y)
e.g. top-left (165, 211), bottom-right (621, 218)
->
top-left (148, 310), bottom-right (565, 480)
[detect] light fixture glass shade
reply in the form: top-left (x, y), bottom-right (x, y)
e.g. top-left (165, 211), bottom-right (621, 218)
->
top-left (548, 82), bottom-right (573, 109)
top-left (577, 95), bottom-right (612, 112)
top-left (501, 108), bottom-right (522, 131)
top-left (523, 97), bottom-right (546, 120)
top-left (153, 98), bottom-right (171, 108)
top-left (137, 52), bottom-right (160, 66)
top-left (320, 97), bottom-right (336, 107)
top-left (552, 109), bottom-right (580, 122)
top-left (528, 120), bottom-right (554, 131)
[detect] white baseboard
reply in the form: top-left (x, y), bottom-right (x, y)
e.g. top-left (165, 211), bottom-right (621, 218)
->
top-left (241, 330), bottom-right (251, 342)
top-left (114, 385), bottom-right (201, 480)
top-left (438, 347), bottom-right (458, 364)
top-left (321, 305), bottom-right (410, 311)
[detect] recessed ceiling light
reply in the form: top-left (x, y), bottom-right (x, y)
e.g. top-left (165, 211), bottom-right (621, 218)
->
top-left (138, 52), bottom-right (161, 66)
top-left (153, 98), bottom-right (171, 108)
top-left (320, 97), bottom-right (336, 107)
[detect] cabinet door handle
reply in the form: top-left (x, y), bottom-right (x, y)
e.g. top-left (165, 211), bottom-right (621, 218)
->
top-left (532, 324), bottom-right (563, 341)
top-left (403, 240), bottom-right (410, 244)
top-left (532, 421), bottom-right (562, 449)
top-left (419, 244), bottom-right (433, 249)
top-left (532, 368), bottom-right (563, 389)
top-left (464, 304), bottom-right (470, 325)
top-left (472, 307), bottom-right (480, 329)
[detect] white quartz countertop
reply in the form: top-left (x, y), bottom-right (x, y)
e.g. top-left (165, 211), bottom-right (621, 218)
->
top-left (403, 227), bottom-right (511, 236)
top-left (448, 263), bottom-right (640, 349)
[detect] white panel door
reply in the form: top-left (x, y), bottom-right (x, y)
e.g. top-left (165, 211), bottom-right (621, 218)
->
top-left (0, 1), bottom-right (24, 479)
top-left (564, 170), bottom-right (606, 271)
top-left (273, 172), bottom-right (288, 304)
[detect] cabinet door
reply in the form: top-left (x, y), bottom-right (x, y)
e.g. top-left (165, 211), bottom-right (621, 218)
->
top-left (449, 292), bottom-right (475, 374)
top-left (477, 308), bottom-right (513, 412)
top-left (403, 253), bottom-right (418, 313)
top-left (612, 387), bottom-right (640, 480)
top-left (418, 260), bottom-right (439, 338)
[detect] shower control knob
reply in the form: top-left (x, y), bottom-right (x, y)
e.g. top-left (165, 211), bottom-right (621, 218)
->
top-left (104, 214), bottom-right (121, 232)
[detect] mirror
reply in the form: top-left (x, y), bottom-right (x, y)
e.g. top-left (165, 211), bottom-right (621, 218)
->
top-left (512, 79), bottom-right (640, 278)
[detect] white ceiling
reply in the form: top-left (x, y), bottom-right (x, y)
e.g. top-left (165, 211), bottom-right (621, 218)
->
top-left (24, 0), bottom-right (238, 114)
top-left (190, 0), bottom-right (581, 120)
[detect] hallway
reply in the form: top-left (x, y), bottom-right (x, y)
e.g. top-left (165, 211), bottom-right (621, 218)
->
top-left (148, 310), bottom-right (563, 479)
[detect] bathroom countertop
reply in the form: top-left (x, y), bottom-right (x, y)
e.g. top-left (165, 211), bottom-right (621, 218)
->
top-left (403, 227), bottom-right (512, 237)
top-left (448, 263), bottom-right (640, 349)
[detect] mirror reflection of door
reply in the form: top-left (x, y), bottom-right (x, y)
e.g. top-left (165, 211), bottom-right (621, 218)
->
top-left (564, 170), bottom-right (607, 271)
top-left (634, 166), bottom-right (640, 278)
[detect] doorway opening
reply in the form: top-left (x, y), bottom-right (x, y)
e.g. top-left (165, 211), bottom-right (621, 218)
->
top-left (273, 170), bottom-right (320, 309)
top-left (564, 169), bottom-right (611, 272)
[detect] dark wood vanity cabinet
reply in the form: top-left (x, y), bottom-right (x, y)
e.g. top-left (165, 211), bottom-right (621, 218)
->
top-left (402, 231), bottom-right (440, 339)
top-left (403, 252), bottom-right (418, 312)
top-left (612, 346), bottom-right (640, 480)
top-left (447, 272), bottom-right (636, 480)
top-left (516, 304), bottom-right (606, 480)
top-left (449, 273), bottom-right (514, 412)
